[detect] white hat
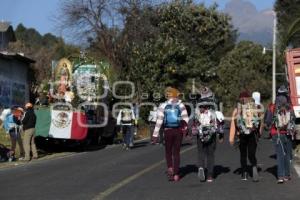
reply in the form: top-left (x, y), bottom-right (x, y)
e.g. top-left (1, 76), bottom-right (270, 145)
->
top-left (252, 92), bottom-right (261, 105)
top-left (0, 108), bottom-right (11, 121)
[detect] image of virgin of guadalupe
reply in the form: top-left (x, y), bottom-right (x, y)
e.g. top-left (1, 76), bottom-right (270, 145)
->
top-left (58, 63), bottom-right (70, 94)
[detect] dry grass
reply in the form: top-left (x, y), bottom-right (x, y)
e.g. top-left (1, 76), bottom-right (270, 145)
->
top-left (136, 125), bottom-right (150, 140)
top-left (0, 127), bottom-right (11, 147)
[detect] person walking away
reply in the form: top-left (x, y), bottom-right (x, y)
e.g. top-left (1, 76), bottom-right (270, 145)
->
top-left (117, 106), bottom-right (136, 150)
top-left (152, 87), bottom-right (189, 182)
top-left (264, 86), bottom-right (295, 184)
top-left (194, 89), bottom-right (224, 183)
top-left (148, 106), bottom-right (158, 142)
top-left (3, 107), bottom-right (25, 161)
top-left (132, 103), bottom-right (139, 143)
top-left (22, 103), bottom-right (38, 161)
top-left (148, 106), bottom-right (164, 144)
top-left (229, 91), bottom-right (262, 182)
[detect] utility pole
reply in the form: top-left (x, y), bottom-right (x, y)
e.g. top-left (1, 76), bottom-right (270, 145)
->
top-left (272, 11), bottom-right (277, 103)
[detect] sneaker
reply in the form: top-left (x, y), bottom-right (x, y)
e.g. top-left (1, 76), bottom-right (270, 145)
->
top-left (198, 167), bottom-right (206, 182)
top-left (18, 157), bottom-right (25, 161)
top-left (241, 172), bottom-right (248, 181)
top-left (284, 176), bottom-right (291, 182)
top-left (167, 168), bottom-right (174, 181)
top-left (277, 178), bottom-right (284, 184)
top-left (252, 166), bottom-right (259, 182)
top-left (207, 177), bottom-right (213, 183)
top-left (174, 175), bottom-right (180, 182)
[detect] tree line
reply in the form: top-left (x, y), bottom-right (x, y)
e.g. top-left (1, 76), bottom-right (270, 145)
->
top-left (11, 0), bottom-right (300, 110)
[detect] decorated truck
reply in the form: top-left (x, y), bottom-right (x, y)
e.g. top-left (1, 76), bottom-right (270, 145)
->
top-left (35, 57), bottom-right (116, 145)
top-left (286, 48), bottom-right (300, 140)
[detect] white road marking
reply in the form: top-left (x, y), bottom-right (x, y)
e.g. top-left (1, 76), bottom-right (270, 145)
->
top-left (92, 145), bottom-right (196, 200)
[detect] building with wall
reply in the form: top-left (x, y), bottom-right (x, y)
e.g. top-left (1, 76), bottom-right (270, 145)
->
top-left (0, 22), bottom-right (35, 107)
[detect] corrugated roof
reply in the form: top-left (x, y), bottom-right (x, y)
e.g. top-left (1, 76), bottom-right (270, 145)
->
top-left (0, 52), bottom-right (35, 64)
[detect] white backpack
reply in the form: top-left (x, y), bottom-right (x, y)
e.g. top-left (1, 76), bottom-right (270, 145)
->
top-left (237, 102), bottom-right (260, 134)
top-left (196, 109), bottom-right (217, 143)
top-left (121, 109), bottom-right (133, 124)
top-left (276, 109), bottom-right (291, 129)
top-left (148, 110), bottom-right (157, 123)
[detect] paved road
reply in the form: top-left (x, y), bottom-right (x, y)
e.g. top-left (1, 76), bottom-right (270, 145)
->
top-left (0, 133), bottom-right (300, 200)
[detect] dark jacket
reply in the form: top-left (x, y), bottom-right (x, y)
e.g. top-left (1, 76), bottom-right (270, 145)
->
top-left (22, 108), bottom-right (36, 131)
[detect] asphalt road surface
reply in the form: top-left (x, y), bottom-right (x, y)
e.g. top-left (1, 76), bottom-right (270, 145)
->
top-left (0, 133), bottom-right (300, 200)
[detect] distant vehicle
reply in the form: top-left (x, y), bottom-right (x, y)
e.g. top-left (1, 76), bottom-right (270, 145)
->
top-left (35, 57), bottom-right (116, 145)
top-left (286, 48), bottom-right (300, 140)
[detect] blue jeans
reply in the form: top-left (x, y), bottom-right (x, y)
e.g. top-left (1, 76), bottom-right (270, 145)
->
top-left (272, 134), bottom-right (292, 178)
top-left (122, 125), bottom-right (133, 147)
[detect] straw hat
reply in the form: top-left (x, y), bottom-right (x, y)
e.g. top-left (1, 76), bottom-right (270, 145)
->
top-left (25, 103), bottom-right (33, 108)
top-left (165, 87), bottom-right (180, 99)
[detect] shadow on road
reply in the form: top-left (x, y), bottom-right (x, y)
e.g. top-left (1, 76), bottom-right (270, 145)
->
top-left (214, 165), bottom-right (231, 178)
top-left (180, 164), bottom-right (198, 178)
top-left (179, 165), bottom-right (231, 179)
top-left (233, 166), bottom-right (263, 177)
top-left (131, 141), bottom-right (149, 149)
top-left (264, 165), bottom-right (277, 179)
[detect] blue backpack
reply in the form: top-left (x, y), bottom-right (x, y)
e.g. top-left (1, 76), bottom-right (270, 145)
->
top-left (164, 104), bottom-right (181, 128)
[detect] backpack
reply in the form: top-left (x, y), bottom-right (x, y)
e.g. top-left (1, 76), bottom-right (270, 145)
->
top-left (148, 110), bottom-right (157, 123)
top-left (196, 109), bottom-right (217, 143)
top-left (121, 109), bottom-right (133, 124)
top-left (236, 102), bottom-right (260, 135)
top-left (3, 114), bottom-right (18, 133)
top-left (274, 104), bottom-right (292, 130)
top-left (163, 104), bottom-right (181, 128)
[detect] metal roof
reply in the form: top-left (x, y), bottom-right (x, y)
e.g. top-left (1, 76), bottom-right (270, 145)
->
top-left (0, 52), bottom-right (35, 64)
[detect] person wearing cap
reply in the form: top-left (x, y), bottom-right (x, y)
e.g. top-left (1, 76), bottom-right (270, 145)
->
top-left (22, 103), bottom-right (38, 161)
top-left (3, 107), bottom-right (25, 161)
top-left (264, 85), bottom-right (295, 183)
top-left (195, 87), bottom-right (224, 183)
top-left (229, 91), bottom-right (262, 182)
top-left (152, 87), bottom-right (189, 182)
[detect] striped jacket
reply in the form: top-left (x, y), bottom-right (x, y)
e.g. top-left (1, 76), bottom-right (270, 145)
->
top-left (152, 99), bottom-right (189, 137)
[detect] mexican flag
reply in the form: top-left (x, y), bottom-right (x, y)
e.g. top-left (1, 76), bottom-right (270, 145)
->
top-left (35, 108), bottom-right (88, 140)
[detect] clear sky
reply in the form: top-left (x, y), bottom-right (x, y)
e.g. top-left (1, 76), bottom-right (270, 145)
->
top-left (0, 0), bottom-right (275, 36)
